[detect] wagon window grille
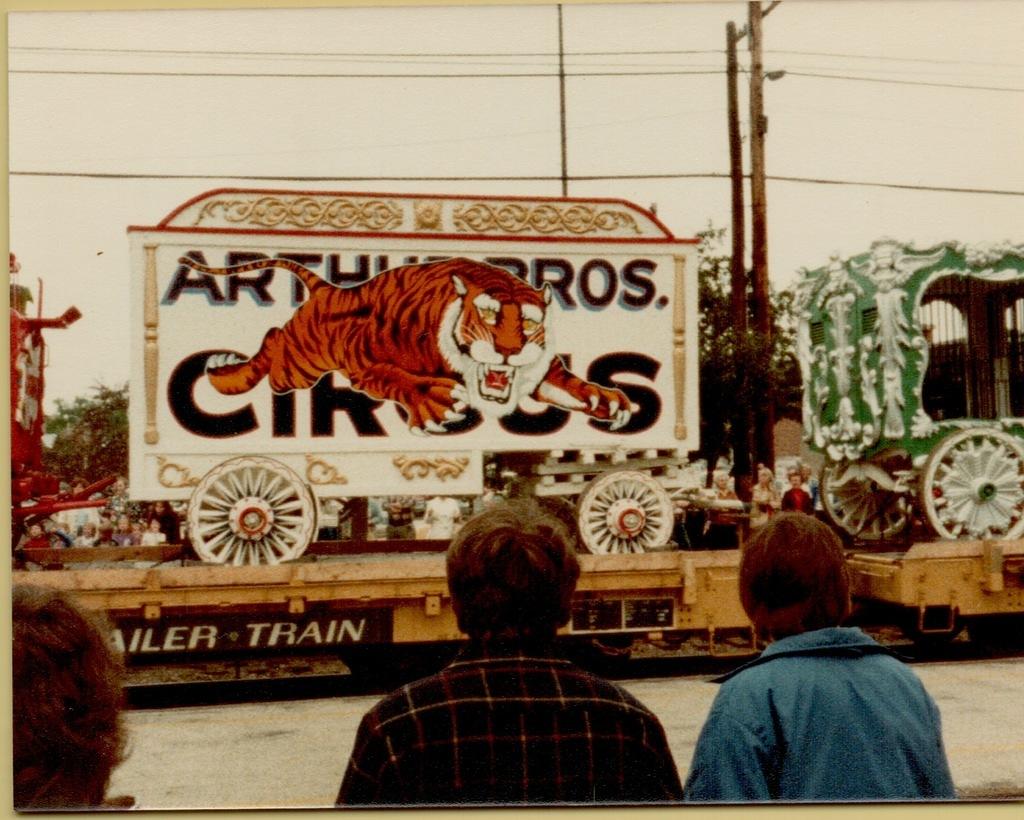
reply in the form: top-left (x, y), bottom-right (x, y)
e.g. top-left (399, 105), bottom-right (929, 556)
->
top-left (1006, 297), bottom-right (1024, 416)
top-left (917, 295), bottom-right (969, 421)
top-left (860, 307), bottom-right (878, 335)
top-left (810, 321), bottom-right (825, 347)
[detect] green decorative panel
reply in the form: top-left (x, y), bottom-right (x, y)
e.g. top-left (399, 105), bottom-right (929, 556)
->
top-left (795, 240), bottom-right (1024, 463)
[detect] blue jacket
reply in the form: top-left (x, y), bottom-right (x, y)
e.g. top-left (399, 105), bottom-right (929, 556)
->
top-left (684, 627), bottom-right (955, 802)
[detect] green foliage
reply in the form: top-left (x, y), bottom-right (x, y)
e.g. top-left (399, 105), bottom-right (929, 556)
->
top-left (769, 289), bottom-right (803, 419)
top-left (695, 226), bottom-right (801, 477)
top-left (42, 382), bottom-right (128, 484)
top-left (10, 284), bottom-right (33, 313)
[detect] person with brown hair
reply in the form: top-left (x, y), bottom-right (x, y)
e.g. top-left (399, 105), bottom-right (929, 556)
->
top-left (684, 513), bottom-right (955, 802)
top-left (148, 500), bottom-right (181, 545)
top-left (337, 500), bottom-right (682, 806)
top-left (780, 469), bottom-right (814, 514)
top-left (13, 584), bottom-right (131, 810)
top-left (95, 521), bottom-right (118, 548)
top-left (112, 513), bottom-right (140, 547)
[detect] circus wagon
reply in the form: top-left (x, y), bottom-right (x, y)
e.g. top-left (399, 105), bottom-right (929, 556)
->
top-left (797, 239), bottom-right (1024, 542)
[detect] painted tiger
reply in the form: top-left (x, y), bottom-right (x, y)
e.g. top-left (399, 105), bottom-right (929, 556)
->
top-left (179, 255), bottom-right (635, 435)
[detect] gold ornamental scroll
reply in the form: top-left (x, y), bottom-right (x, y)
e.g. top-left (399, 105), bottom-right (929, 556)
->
top-left (305, 455), bottom-right (349, 486)
top-left (156, 457), bottom-right (200, 489)
top-left (144, 245), bottom-right (159, 445)
top-left (673, 254), bottom-right (687, 440)
top-left (393, 455), bottom-right (471, 482)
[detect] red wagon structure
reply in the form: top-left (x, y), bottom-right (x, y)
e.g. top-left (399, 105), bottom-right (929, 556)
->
top-left (10, 252), bottom-right (113, 546)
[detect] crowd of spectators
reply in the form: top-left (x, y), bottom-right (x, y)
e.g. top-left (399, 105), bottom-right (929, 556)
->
top-left (18, 475), bottom-right (183, 550)
top-left (23, 461), bottom-right (826, 553)
top-left (362, 489), bottom-right (503, 541)
top-left (674, 461), bottom-right (824, 549)
top-left (20, 476), bottom-right (503, 551)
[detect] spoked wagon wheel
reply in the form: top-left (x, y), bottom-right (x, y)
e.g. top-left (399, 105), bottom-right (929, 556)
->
top-left (920, 428), bottom-right (1024, 540)
top-left (187, 456), bottom-right (318, 565)
top-left (577, 470), bottom-right (674, 554)
top-left (820, 462), bottom-right (910, 541)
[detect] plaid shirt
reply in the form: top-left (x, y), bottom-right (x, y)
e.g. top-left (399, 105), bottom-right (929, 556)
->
top-left (336, 642), bottom-right (682, 806)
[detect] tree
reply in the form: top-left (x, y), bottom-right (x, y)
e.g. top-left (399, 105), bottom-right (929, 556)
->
top-left (42, 383), bottom-right (129, 484)
top-left (694, 227), bottom-right (801, 491)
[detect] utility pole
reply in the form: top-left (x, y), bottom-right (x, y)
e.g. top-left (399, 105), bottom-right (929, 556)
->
top-left (557, 4), bottom-right (569, 196)
top-left (748, 0), bottom-right (775, 473)
top-left (726, 20), bottom-right (752, 501)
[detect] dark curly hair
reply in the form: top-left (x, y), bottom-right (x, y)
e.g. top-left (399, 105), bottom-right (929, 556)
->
top-left (13, 584), bottom-right (127, 810)
top-left (447, 500), bottom-right (580, 642)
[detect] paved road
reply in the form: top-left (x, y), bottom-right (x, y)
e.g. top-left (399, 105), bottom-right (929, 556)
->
top-left (108, 658), bottom-right (1024, 809)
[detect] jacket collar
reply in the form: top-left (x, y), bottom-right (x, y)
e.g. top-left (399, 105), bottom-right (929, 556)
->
top-left (450, 637), bottom-right (569, 667)
top-left (714, 627), bottom-right (896, 683)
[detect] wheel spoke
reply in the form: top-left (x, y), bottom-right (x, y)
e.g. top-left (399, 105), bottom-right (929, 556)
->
top-left (987, 495), bottom-right (1013, 521)
top-left (268, 483), bottom-right (293, 506)
top-left (268, 531), bottom-right (293, 558)
top-left (196, 522), bottom-right (230, 538)
top-left (260, 536), bottom-right (279, 562)
top-left (252, 467), bottom-right (272, 497)
top-left (202, 494), bottom-right (235, 511)
top-left (197, 510), bottom-right (227, 522)
top-left (202, 528), bottom-right (233, 552)
top-left (225, 470), bottom-right (246, 501)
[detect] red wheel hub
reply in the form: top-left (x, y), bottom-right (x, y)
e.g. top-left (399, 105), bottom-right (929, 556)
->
top-left (229, 497), bottom-right (275, 540)
top-left (606, 499), bottom-right (647, 539)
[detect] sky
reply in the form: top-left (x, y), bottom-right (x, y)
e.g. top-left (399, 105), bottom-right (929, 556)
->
top-left (8, 0), bottom-right (1024, 411)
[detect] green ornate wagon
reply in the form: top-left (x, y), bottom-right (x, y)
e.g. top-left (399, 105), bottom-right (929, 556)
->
top-left (796, 239), bottom-right (1024, 541)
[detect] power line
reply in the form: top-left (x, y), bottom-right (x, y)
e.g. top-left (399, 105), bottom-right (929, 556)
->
top-left (7, 170), bottom-right (729, 182)
top-left (768, 49), bottom-right (1024, 69)
top-left (784, 71), bottom-right (1024, 93)
top-left (13, 44), bottom-right (1024, 71)
top-left (764, 63), bottom-right (1024, 81)
top-left (13, 54), bottom-right (1019, 79)
top-left (10, 168), bottom-right (1024, 196)
top-left (768, 175), bottom-right (1024, 196)
top-left (12, 53), bottom-right (1023, 80)
top-left (14, 66), bottom-right (1022, 89)
top-left (10, 68), bottom-right (726, 80)
top-left (9, 45), bottom-right (724, 58)
top-left (12, 48), bottom-right (728, 71)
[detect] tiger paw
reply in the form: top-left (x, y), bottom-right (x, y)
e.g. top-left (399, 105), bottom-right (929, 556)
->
top-left (581, 384), bottom-right (637, 431)
top-left (403, 379), bottom-right (468, 435)
top-left (206, 351), bottom-right (247, 372)
top-left (205, 351), bottom-right (260, 395)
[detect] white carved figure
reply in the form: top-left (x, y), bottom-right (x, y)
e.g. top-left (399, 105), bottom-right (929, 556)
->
top-left (858, 335), bottom-right (881, 443)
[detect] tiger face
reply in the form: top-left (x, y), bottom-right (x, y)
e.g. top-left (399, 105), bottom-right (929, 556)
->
top-left (438, 274), bottom-right (556, 418)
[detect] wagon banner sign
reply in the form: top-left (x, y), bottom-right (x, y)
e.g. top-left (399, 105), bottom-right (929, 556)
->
top-left (128, 190), bottom-right (699, 500)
